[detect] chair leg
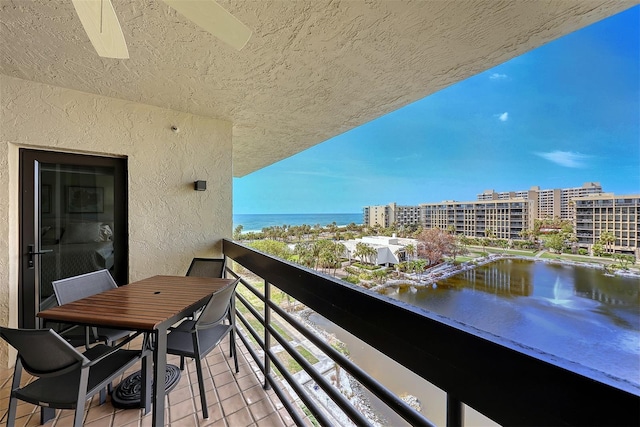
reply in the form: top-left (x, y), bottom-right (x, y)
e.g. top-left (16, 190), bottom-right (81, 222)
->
top-left (231, 330), bottom-right (239, 373)
top-left (194, 356), bottom-right (209, 419)
top-left (7, 358), bottom-right (22, 427)
top-left (6, 396), bottom-right (17, 427)
top-left (74, 367), bottom-right (89, 427)
top-left (40, 407), bottom-right (56, 425)
top-left (73, 400), bottom-right (85, 427)
top-left (180, 356), bottom-right (185, 370)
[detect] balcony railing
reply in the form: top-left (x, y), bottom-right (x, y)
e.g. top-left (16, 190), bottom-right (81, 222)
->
top-left (222, 239), bottom-right (639, 426)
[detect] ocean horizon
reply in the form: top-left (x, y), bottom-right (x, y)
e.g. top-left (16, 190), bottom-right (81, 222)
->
top-left (233, 213), bottom-right (362, 232)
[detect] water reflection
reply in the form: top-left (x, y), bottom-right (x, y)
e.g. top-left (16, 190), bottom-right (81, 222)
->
top-left (393, 259), bottom-right (640, 383)
top-left (310, 260), bottom-right (639, 426)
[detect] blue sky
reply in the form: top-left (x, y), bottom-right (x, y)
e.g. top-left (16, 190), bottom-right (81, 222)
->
top-left (234, 6), bottom-right (639, 214)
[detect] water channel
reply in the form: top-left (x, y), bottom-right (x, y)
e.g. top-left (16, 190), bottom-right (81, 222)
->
top-left (310, 259), bottom-right (640, 426)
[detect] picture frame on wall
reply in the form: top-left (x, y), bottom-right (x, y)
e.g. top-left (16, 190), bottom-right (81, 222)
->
top-left (66, 186), bottom-right (104, 213)
top-left (41, 185), bottom-right (51, 214)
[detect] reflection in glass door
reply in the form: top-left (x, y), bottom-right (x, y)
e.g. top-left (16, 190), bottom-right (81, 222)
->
top-left (19, 150), bottom-right (128, 328)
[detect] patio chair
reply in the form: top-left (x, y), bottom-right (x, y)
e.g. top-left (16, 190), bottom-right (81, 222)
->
top-left (166, 278), bottom-right (240, 419)
top-left (0, 327), bottom-right (147, 427)
top-left (186, 257), bottom-right (226, 278)
top-left (52, 269), bottom-right (132, 347)
top-left (184, 257), bottom-right (227, 320)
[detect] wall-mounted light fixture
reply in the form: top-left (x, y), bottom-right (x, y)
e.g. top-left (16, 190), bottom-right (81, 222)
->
top-left (194, 180), bottom-right (207, 191)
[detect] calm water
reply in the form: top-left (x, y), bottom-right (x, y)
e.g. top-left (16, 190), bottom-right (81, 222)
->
top-left (394, 259), bottom-right (640, 382)
top-left (311, 259), bottom-right (640, 426)
top-left (233, 213), bottom-right (362, 232)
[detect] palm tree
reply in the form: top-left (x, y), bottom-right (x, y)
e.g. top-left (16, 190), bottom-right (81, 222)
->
top-left (233, 224), bottom-right (244, 240)
top-left (353, 242), bottom-right (367, 264)
top-left (365, 245), bottom-right (378, 265)
top-left (599, 231), bottom-right (616, 255)
top-left (404, 244), bottom-right (416, 261)
top-left (354, 242), bottom-right (377, 265)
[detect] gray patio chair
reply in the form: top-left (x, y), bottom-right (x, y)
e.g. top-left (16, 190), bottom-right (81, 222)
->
top-left (52, 269), bottom-right (132, 347)
top-left (166, 278), bottom-right (240, 419)
top-left (186, 257), bottom-right (226, 278)
top-left (184, 257), bottom-right (227, 320)
top-left (0, 327), bottom-right (147, 427)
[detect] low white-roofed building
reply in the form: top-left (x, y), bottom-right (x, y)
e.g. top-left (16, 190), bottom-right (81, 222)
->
top-left (342, 235), bottom-right (418, 266)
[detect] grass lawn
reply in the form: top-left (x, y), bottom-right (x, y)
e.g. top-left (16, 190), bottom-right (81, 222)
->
top-left (539, 252), bottom-right (615, 264)
top-left (274, 345), bottom-right (319, 374)
top-left (235, 278), bottom-right (327, 370)
top-left (482, 247), bottom-right (538, 256)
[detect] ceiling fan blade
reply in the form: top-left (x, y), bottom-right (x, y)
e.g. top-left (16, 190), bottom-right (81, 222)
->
top-left (71, 0), bottom-right (129, 59)
top-left (161, 0), bottom-right (252, 51)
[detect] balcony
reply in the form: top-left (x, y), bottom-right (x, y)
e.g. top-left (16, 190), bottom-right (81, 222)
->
top-left (0, 334), bottom-right (297, 427)
top-left (2, 240), bottom-right (638, 427)
top-left (219, 240), bottom-right (639, 426)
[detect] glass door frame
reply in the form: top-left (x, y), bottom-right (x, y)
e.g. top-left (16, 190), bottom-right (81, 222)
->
top-left (18, 149), bottom-right (128, 328)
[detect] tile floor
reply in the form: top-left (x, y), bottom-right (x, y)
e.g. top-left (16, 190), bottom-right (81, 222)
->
top-left (0, 335), bottom-right (305, 427)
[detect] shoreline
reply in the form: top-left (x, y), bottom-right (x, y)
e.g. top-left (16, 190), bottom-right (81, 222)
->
top-left (372, 253), bottom-right (640, 293)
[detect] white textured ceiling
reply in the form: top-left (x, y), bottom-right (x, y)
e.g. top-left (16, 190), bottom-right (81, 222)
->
top-left (1, 0), bottom-right (636, 176)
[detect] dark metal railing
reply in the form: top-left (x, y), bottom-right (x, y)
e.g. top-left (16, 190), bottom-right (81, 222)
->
top-left (223, 239), bottom-right (640, 426)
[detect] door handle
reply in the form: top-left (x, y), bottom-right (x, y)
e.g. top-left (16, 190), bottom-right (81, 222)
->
top-left (27, 244), bottom-right (53, 269)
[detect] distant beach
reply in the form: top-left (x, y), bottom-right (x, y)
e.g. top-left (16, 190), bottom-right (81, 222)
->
top-left (233, 213), bottom-right (362, 232)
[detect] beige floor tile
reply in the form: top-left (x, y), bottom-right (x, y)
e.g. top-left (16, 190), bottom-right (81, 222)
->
top-left (1, 340), bottom-right (291, 427)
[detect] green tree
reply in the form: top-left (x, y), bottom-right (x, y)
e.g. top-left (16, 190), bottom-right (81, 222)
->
top-left (544, 233), bottom-right (565, 254)
top-left (410, 259), bottom-right (428, 279)
top-left (354, 242), bottom-right (377, 265)
top-left (249, 239), bottom-right (293, 260)
top-left (592, 242), bottom-right (604, 257)
top-left (598, 231), bottom-right (616, 255)
top-left (316, 240), bottom-right (345, 274)
top-left (294, 241), bottom-right (315, 267)
top-left (449, 234), bottom-right (469, 262)
top-left (372, 268), bottom-right (389, 284)
top-left (404, 244), bottom-right (416, 261)
top-left (613, 253), bottom-right (635, 269)
top-left (233, 224), bottom-right (244, 240)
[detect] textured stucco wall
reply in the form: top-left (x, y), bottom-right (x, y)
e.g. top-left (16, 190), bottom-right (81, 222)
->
top-left (0, 75), bottom-right (233, 367)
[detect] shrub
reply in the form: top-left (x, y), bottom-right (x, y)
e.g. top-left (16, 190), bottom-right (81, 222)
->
top-left (344, 276), bottom-right (360, 285)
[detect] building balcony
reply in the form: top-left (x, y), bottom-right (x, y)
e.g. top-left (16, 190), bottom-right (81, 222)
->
top-left (3, 240), bottom-right (638, 427)
top-left (218, 240), bottom-right (636, 426)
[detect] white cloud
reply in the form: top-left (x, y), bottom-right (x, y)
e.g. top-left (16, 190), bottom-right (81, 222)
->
top-left (490, 73), bottom-right (508, 80)
top-left (498, 112), bottom-right (508, 122)
top-left (535, 150), bottom-right (590, 168)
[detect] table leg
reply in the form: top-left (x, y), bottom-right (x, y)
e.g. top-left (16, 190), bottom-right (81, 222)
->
top-left (141, 343), bottom-right (152, 415)
top-left (152, 329), bottom-right (167, 427)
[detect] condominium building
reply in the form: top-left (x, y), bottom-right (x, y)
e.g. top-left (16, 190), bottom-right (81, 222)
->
top-left (477, 182), bottom-right (603, 220)
top-left (363, 205), bottom-right (390, 227)
top-left (363, 184), bottom-right (639, 255)
top-left (421, 199), bottom-right (534, 240)
top-left (363, 202), bottom-right (420, 228)
top-left (573, 194), bottom-right (639, 257)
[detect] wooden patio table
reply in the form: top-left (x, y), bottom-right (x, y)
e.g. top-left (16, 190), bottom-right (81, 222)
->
top-left (38, 275), bottom-right (235, 427)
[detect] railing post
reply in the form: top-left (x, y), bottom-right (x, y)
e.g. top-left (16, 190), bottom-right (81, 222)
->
top-left (263, 279), bottom-right (271, 390)
top-left (447, 394), bottom-right (464, 427)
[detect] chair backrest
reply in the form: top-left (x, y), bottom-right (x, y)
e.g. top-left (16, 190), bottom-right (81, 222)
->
top-left (186, 258), bottom-right (226, 278)
top-left (52, 269), bottom-right (118, 305)
top-left (0, 327), bottom-right (87, 377)
top-left (196, 278), bottom-right (240, 328)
